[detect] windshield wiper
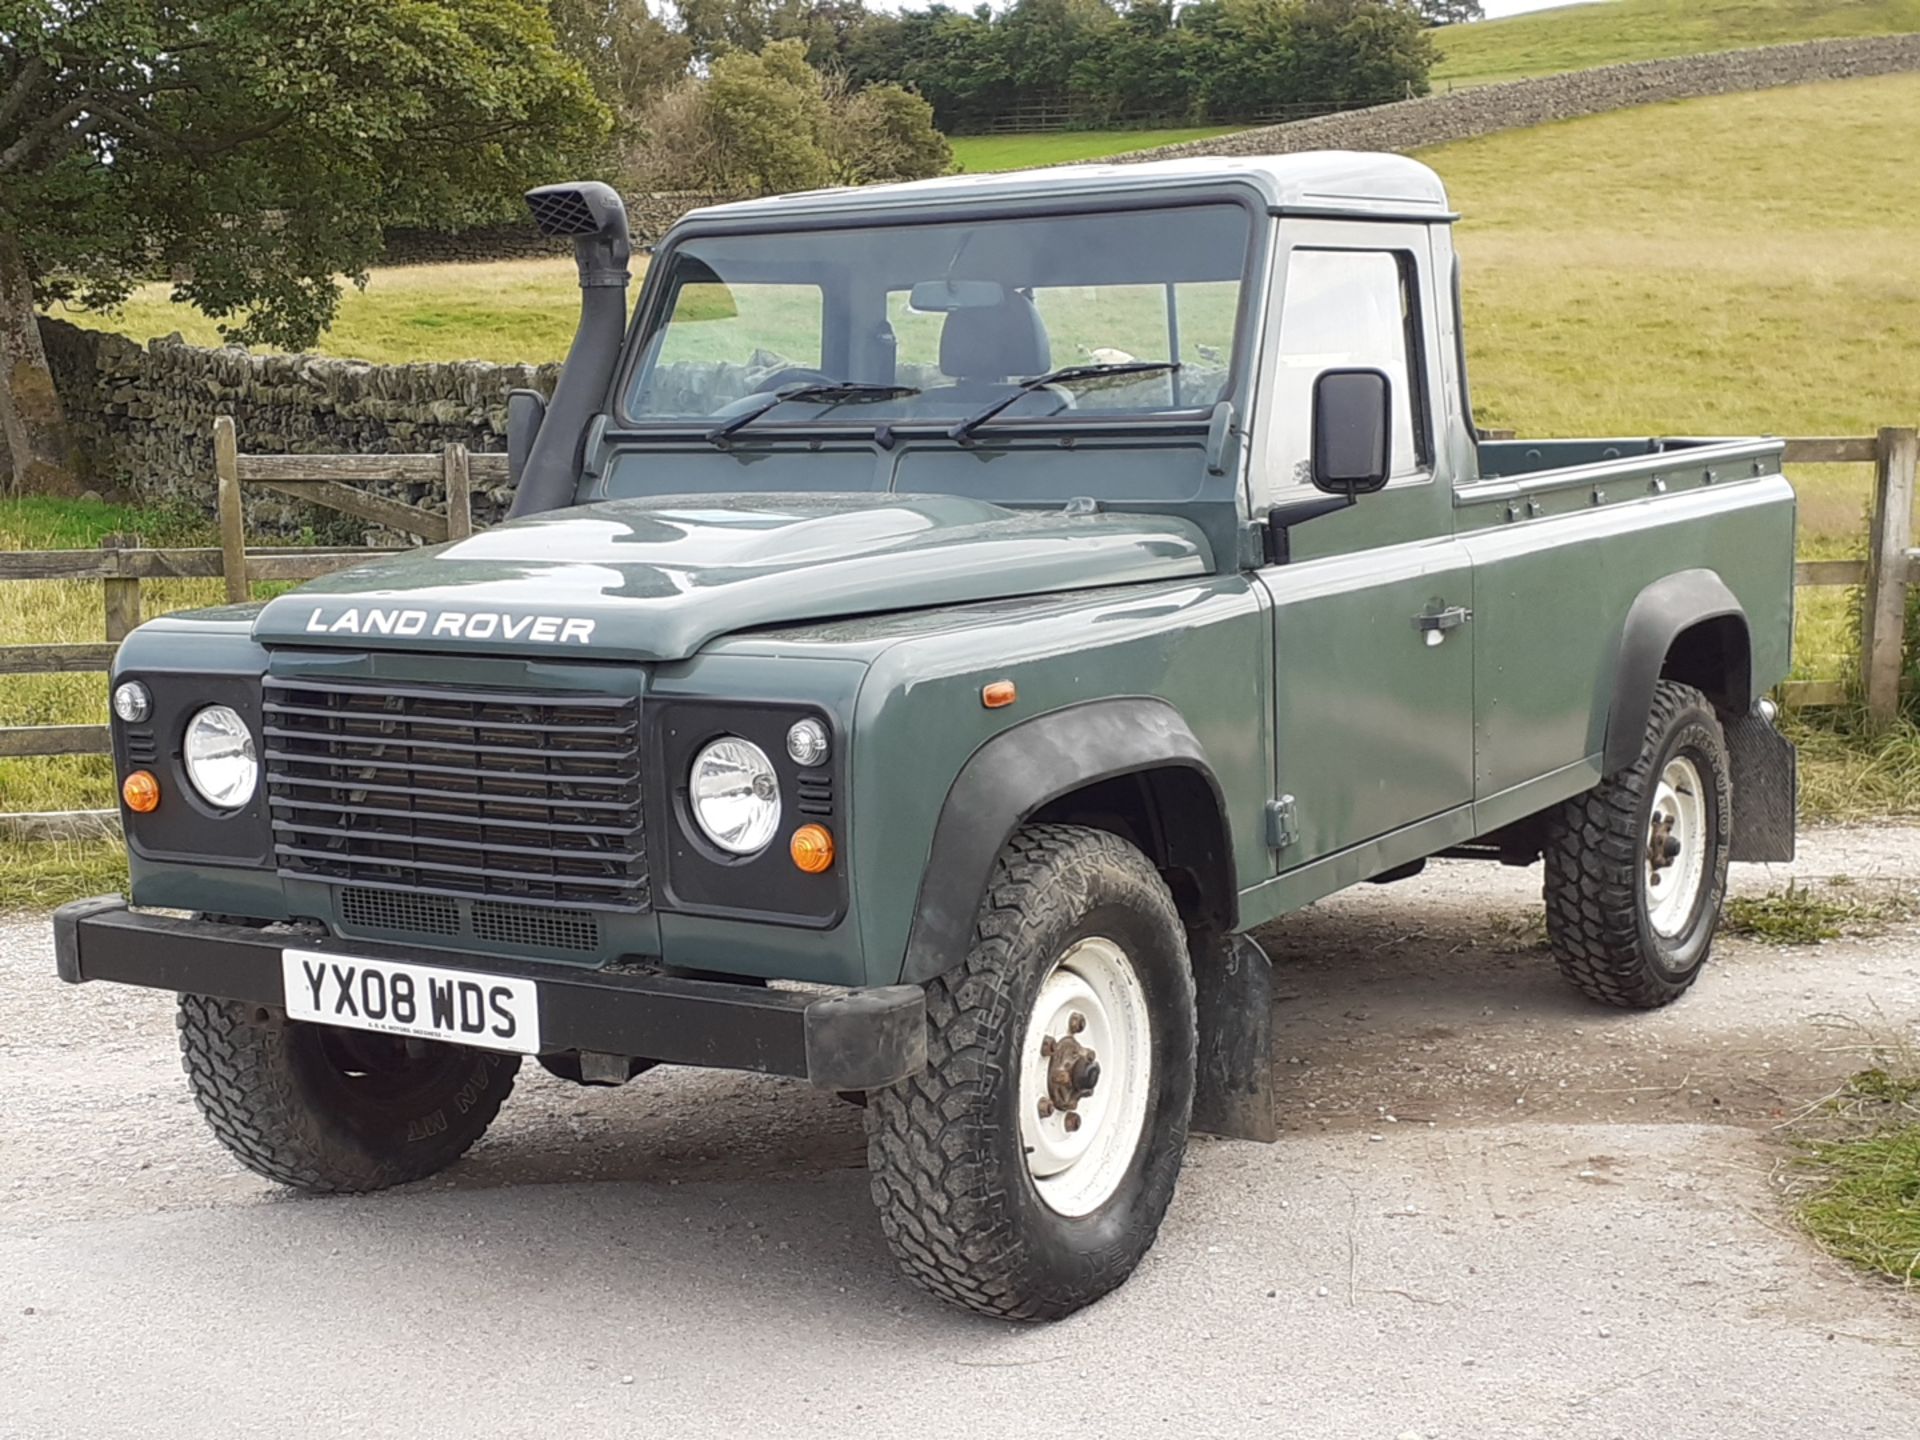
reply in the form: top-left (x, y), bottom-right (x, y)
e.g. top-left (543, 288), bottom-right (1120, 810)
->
top-left (706, 381), bottom-right (920, 445)
top-left (948, 362), bottom-right (1182, 445)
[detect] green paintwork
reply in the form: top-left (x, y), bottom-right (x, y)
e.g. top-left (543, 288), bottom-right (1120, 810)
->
top-left (253, 493), bottom-right (1211, 663)
top-left (108, 155), bottom-right (1796, 1005)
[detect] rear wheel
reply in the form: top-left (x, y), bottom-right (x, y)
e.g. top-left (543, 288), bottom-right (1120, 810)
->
top-left (865, 824), bottom-right (1196, 1321)
top-left (177, 994), bottom-right (518, 1193)
top-left (1542, 680), bottom-right (1732, 1009)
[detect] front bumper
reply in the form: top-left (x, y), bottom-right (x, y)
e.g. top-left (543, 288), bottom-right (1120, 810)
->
top-left (53, 898), bottom-right (926, 1092)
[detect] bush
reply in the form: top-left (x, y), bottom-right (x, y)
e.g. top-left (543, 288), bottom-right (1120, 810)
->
top-left (826, 78), bottom-right (955, 184)
top-left (628, 40), bottom-right (950, 194)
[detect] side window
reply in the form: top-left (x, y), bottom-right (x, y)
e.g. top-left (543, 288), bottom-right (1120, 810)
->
top-left (632, 282), bottom-right (823, 417)
top-left (1269, 249), bottom-right (1429, 489)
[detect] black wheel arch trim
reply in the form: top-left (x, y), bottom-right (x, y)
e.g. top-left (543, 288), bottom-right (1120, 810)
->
top-left (898, 697), bottom-right (1235, 986)
top-left (1604, 569), bottom-right (1753, 775)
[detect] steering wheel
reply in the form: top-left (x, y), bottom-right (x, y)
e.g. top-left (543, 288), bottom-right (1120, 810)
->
top-left (706, 368), bottom-right (839, 420)
top-left (756, 366), bottom-right (835, 392)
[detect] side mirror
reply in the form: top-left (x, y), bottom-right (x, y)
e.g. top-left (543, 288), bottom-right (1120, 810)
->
top-left (506, 388), bottom-right (547, 492)
top-left (1310, 368), bottom-right (1393, 496)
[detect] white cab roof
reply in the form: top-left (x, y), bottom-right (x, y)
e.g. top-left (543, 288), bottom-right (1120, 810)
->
top-left (680, 152), bottom-right (1453, 228)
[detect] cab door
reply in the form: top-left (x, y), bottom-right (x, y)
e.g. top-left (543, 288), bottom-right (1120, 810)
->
top-left (1250, 223), bottom-right (1475, 868)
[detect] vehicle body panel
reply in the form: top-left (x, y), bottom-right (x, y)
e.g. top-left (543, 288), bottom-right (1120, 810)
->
top-left (254, 493), bottom-right (1212, 664)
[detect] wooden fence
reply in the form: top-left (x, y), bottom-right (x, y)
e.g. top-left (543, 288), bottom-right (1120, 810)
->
top-left (1778, 427), bottom-right (1918, 721)
top-left (0, 423), bottom-right (1915, 840)
top-left (1, 417), bottom-right (502, 789)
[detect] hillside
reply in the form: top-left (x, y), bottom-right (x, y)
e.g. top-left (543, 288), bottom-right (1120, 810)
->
top-left (1435, 0), bottom-right (1920, 89)
top-left (1422, 68), bottom-right (1920, 681)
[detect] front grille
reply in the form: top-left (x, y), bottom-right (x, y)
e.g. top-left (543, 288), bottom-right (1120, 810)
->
top-left (473, 900), bottom-right (600, 952)
top-left (340, 886), bottom-right (460, 937)
top-left (264, 677), bottom-right (648, 914)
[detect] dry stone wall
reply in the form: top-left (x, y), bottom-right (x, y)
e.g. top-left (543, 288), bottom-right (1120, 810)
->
top-left (40, 318), bottom-right (557, 531)
top-left (1105, 34), bottom-right (1920, 163)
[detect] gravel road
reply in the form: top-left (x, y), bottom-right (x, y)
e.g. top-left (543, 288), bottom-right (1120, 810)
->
top-left (4, 827), bottom-right (1918, 1439)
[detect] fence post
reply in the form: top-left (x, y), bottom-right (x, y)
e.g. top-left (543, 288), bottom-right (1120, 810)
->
top-left (1861, 425), bottom-right (1918, 726)
top-left (100, 533), bottom-right (141, 642)
top-left (443, 443), bottom-right (472, 542)
top-left (214, 416), bottom-right (247, 604)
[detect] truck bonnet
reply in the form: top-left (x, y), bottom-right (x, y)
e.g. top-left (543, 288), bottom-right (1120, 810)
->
top-left (251, 493), bottom-right (1212, 663)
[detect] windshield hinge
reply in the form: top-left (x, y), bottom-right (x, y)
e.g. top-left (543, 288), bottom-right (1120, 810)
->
top-left (1205, 400), bottom-right (1239, 477)
top-left (581, 413), bottom-right (613, 478)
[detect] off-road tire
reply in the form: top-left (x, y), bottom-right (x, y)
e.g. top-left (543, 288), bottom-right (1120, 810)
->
top-left (177, 995), bottom-right (519, 1193)
top-left (1543, 680), bottom-right (1732, 1009)
top-left (864, 824), bottom-right (1196, 1321)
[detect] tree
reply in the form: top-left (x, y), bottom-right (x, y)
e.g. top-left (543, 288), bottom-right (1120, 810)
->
top-left (677, 0), bottom-right (871, 67)
top-left (840, 0), bottom-right (1431, 134)
top-left (548, 0), bottom-right (692, 126)
top-left (1415, 0), bottom-right (1483, 24)
top-left (704, 39), bottom-right (834, 192)
top-left (0, 1), bottom-right (607, 494)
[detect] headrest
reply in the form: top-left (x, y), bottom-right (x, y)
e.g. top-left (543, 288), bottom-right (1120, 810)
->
top-left (938, 291), bottom-right (1051, 381)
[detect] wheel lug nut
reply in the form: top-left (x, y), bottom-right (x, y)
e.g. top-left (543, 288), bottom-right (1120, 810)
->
top-left (1067, 1012), bottom-right (1086, 1035)
top-left (1063, 1112), bottom-right (1081, 1133)
top-left (1037, 1098), bottom-right (1054, 1118)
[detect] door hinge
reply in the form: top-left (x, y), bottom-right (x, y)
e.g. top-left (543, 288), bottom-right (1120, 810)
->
top-left (1265, 795), bottom-right (1299, 850)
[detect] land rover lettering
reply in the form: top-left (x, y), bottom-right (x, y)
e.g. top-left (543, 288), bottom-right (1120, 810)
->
top-left (301, 607), bottom-right (594, 644)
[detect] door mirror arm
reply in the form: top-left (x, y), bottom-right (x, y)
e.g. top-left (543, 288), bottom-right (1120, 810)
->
top-left (1262, 493), bottom-right (1356, 565)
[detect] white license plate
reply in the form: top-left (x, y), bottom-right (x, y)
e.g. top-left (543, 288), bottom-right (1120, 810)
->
top-left (281, 948), bottom-right (541, 1055)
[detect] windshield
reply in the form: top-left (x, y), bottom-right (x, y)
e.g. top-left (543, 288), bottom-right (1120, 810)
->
top-left (623, 203), bottom-right (1253, 432)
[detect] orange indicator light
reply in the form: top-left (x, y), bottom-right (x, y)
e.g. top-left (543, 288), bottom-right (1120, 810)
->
top-left (981, 680), bottom-right (1018, 709)
top-left (122, 770), bottom-right (161, 814)
top-left (790, 823), bottom-right (835, 874)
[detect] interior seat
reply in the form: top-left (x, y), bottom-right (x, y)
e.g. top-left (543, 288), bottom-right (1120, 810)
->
top-left (914, 290), bottom-right (1071, 417)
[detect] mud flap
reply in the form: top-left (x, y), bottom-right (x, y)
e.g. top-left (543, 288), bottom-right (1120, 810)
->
top-left (1191, 932), bottom-right (1276, 1143)
top-left (1725, 711), bottom-right (1797, 863)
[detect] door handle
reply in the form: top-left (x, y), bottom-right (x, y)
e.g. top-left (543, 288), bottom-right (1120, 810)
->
top-left (1415, 605), bottom-right (1472, 632)
top-left (1414, 606), bottom-right (1472, 645)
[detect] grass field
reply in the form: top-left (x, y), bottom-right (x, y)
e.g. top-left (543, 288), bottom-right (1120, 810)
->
top-left (1427, 70), bottom-right (1920, 698)
top-left (1434, 0), bottom-right (1920, 90)
top-left (946, 126), bottom-right (1243, 173)
top-left (10, 71), bottom-right (1920, 906)
top-left (47, 259), bottom-right (590, 367)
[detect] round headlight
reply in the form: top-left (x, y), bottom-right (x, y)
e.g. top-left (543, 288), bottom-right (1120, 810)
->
top-left (786, 717), bottom-right (829, 768)
top-left (112, 681), bottom-right (151, 724)
top-left (689, 737), bottom-right (781, 855)
top-left (183, 705), bottom-right (258, 809)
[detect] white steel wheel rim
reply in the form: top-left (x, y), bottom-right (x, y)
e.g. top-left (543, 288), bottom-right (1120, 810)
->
top-left (1018, 936), bottom-right (1153, 1218)
top-left (1646, 755), bottom-right (1709, 939)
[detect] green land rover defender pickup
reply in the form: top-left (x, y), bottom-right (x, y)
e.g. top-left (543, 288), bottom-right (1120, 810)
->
top-left (55, 154), bottom-right (1798, 1321)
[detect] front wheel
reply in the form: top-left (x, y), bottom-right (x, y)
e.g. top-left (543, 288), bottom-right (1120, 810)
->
top-left (177, 995), bottom-right (519, 1193)
top-left (1542, 679), bottom-right (1732, 1008)
top-left (864, 825), bottom-right (1196, 1321)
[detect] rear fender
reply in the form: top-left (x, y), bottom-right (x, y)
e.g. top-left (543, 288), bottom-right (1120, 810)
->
top-left (1604, 569), bottom-right (1751, 774)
